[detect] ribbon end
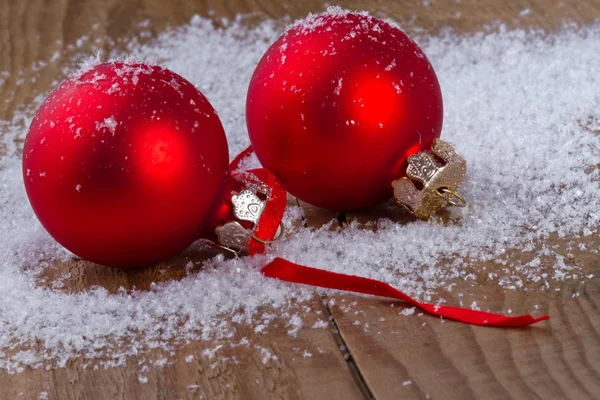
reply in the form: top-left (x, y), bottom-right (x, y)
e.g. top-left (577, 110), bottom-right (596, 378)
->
top-left (484, 313), bottom-right (550, 328)
top-left (533, 315), bottom-right (550, 323)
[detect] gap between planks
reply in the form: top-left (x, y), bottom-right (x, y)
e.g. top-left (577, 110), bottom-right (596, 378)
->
top-left (321, 294), bottom-right (375, 400)
top-left (300, 201), bottom-right (374, 399)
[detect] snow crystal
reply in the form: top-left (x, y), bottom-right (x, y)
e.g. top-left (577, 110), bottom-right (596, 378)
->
top-left (334, 77), bottom-right (343, 95)
top-left (95, 116), bottom-right (118, 136)
top-left (385, 59), bottom-right (397, 71)
top-left (255, 345), bottom-right (278, 364)
top-left (0, 8), bottom-right (598, 374)
top-left (286, 313), bottom-right (303, 337)
top-left (401, 307), bottom-right (416, 316)
top-left (69, 53), bottom-right (102, 81)
top-left (520, 9), bottom-right (532, 16)
top-left (286, 6), bottom-right (400, 36)
top-left (311, 320), bottom-right (329, 329)
top-left (201, 345), bottom-right (223, 360)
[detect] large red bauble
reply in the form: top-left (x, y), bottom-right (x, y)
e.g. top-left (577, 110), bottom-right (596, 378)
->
top-left (23, 62), bottom-right (231, 268)
top-left (247, 10), bottom-right (443, 210)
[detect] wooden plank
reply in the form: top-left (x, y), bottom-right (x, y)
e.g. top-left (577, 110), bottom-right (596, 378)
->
top-left (339, 210), bottom-right (600, 397)
top-left (328, 269), bottom-right (600, 400)
top-left (0, 293), bottom-right (364, 400)
top-left (1, 0), bottom-right (599, 399)
top-left (4, 0), bottom-right (600, 123)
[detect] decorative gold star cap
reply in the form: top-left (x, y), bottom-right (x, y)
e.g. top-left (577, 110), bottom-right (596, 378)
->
top-left (392, 139), bottom-right (467, 220)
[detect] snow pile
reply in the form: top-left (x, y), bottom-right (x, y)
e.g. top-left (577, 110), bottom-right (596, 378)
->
top-left (0, 8), bottom-right (598, 373)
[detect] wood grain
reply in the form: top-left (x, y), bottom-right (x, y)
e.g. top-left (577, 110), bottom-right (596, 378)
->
top-left (3, 0), bottom-right (600, 123)
top-left (1, 0), bottom-right (599, 399)
top-left (0, 294), bottom-right (364, 400)
top-left (327, 244), bottom-right (600, 400)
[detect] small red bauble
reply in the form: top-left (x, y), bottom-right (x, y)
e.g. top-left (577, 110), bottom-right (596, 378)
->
top-left (23, 61), bottom-right (235, 268)
top-left (247, 10), bottom-right (443, 210)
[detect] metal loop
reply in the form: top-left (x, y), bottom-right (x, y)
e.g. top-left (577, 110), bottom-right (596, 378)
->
top-left (251, 222), bottom-right (285, 244)
top-left (211, 242), bottom-right (240, 256)
top-left (434, 187), bottom-right (467, 207)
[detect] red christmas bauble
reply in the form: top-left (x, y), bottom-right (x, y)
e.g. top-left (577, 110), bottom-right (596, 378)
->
top-left (23, 61), bottom-right (233, 268)
top-left (247, 10), bottom-right (443, 210)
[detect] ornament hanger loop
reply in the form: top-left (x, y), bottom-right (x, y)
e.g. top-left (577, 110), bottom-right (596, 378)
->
top-left (434, 187), bottom-right (467, 208)
top-left (252, 222), bottom-right (285, 244)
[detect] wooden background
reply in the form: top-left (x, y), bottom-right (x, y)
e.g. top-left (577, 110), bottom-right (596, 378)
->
top-left (1, 0), bottom-right (600, 399)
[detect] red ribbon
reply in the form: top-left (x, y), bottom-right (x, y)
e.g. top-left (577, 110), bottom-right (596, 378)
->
top-left (262, 258), bottom-right (549, 327)
top-left (229, 145), bottom-right (255, 174)
top-left (229, 146), bottom-right (287, 254)
top-left (228, 146), bottom-right (549, 328)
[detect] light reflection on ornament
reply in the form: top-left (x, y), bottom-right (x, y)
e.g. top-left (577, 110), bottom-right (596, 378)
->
top-left (135, 121), bottom-right (187, 185)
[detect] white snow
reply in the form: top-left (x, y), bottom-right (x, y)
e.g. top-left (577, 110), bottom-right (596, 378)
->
top-left (95, 116), bottom-right (118, 136)
top-left (401, 307), bottom-right (416, 316)
top-left (0, 7), bottom-right (598, 373)
top-left (312, 320), bottom-right (329, 329)
top-left (334, 77), bottom-right (343, 95)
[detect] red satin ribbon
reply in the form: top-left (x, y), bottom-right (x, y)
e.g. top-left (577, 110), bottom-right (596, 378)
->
top-left (229, 145), bottom-right (255, 174)
top-left (228, 146), bottom-right (549, 328)
top-left (229, 146), bottom-right (287, 254)
top-left (262, 258), bottom-right (549, 327)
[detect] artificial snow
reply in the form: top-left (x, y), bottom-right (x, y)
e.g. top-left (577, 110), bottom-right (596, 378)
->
top-left (0, 7), bottom-right (599, 373)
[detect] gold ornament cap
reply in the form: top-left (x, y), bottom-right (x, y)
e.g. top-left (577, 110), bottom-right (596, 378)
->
top-left (392, 139), bottom-right (467, 220)
top-left (214, 190), bottom-right (284, 254)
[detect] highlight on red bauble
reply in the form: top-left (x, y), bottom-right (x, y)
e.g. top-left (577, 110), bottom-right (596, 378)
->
top-left (23, 60), bottom-right (231, 268)
top-left (246, 8), bottom-right (443, 210)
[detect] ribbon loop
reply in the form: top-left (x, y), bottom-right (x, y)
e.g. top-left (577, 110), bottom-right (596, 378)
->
top-left (226, 146), bottom-right (287, 255)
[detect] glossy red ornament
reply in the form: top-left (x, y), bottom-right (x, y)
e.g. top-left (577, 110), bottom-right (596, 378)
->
top-left (23, 61), bottom-right (239, 268)
top-left (247, 10), bottom-right (443, 210)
